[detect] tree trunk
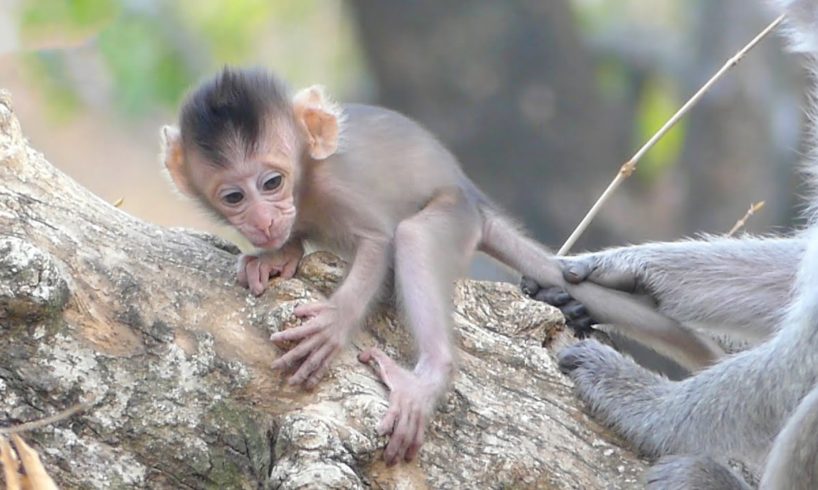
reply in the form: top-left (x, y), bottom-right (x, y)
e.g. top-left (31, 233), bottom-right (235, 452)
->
top-left (675, 0), bottom-right (795, 235)
top-left (0, 91), bottom-right (645, 488)
top-left (348, 0), bottom-right (623, 250)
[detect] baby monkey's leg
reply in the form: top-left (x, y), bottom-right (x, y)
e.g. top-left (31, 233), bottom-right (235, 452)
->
top-left (360, 188), bottom-right (480, 465)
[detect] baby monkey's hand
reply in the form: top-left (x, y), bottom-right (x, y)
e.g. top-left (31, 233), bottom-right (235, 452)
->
top-left (271, 300), bottom-right (355, 389)
top-left (237, 241), bottom-right (304, 295)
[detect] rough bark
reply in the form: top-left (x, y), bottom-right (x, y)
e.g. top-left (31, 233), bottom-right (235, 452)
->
top-left (0, 91), bottom-right (646, 488)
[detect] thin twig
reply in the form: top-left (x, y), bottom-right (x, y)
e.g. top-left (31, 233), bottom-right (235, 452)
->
top-left (558, 13), bottom-right (786, 255)
top-left (0, 401), bottom-right (93, 435)
top-left (727, 201), bottom-right (766, 236)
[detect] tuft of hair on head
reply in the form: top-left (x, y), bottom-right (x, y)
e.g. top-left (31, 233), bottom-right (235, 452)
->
top-left (179, 66), bottom-right (293, 167)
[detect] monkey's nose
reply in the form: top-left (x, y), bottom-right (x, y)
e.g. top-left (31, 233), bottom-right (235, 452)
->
top-left (250, 218), bottom-right (274, 239)
top-left (256, 228), bottom-right (272, 241)
top-left (263, 222), bottom-right (276, 239)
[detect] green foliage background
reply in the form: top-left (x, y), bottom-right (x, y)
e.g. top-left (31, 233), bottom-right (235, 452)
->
top-left (14, 0), bottom-right (689, 175)
top-left (18, 0), bottom-right (364, 118)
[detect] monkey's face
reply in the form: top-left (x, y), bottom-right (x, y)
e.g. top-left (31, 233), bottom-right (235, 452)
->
top-left (161, 70), bottom-right (342, 252)
top-left (190, 151), bottom-right (298, 250)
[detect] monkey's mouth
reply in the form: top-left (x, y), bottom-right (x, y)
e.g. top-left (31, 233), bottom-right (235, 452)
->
top-left (245, 220), bottom-right (294, 250)
top-left (252, 233), bottom-right (288, 250)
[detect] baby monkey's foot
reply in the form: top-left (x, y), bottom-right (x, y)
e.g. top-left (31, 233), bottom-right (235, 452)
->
top-left (359, 347), bottom-right (445, 466)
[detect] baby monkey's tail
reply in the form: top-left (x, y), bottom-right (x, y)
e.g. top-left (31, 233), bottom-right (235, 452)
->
top-left (477, 205), bottom-right (724, 371)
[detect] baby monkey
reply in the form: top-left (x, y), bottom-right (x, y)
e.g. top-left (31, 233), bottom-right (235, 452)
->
top-left (161, 67), bottom-right (696, 465)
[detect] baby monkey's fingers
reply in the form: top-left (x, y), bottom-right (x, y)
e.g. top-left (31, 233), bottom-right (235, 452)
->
top-left (271, 336), bottom-right (318, 371)
top-left (293, 301), bottom-right (333, 318)
top-left (359, 347), bottom-right (399, 391)
top-left (384, 399), bottom-right (419, 465)
top-left (289, 342), bottom-right (335, 386)
top-left (270, 320), bottom-right (324, 345)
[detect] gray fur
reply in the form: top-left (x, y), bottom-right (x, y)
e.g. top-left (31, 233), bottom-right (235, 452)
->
top-left (759, 385), bottom-right (818, 489)
top-left (481, 210), bottom-right (726, 370)
top-left (646, 456), bottom-right (752, 490)
top-left (570, 235), bottom-right (803, 343)
top-left (557, 2), bottom-right (818, 488)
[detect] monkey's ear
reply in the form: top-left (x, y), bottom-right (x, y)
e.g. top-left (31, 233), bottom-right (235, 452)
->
top-left (160, 125), bottom-right (196, 196)
top-left (292, 85), bottom-right (342, 160)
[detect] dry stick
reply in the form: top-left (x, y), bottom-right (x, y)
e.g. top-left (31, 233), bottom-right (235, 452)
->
top-left (727, 200), bottom-right (766, 236)
top-left (558, 13), bottom-right (786, 255)
top-left (0, 400), bottom-right (93, 435)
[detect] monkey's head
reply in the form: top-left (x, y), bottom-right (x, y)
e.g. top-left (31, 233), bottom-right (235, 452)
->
top-left (160, 67), bottom-right (342, 249)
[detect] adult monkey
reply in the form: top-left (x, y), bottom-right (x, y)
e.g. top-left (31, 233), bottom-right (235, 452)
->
top-left (531, 1), bottom-right (818, 487)
top-left (158, 62), bottom-right (713, 464)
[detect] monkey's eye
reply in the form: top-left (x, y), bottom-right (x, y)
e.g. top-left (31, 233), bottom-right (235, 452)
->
top-left (222, 191), bottom-right (244, 205)
top-left (263, 174), bottom-right (283, 191)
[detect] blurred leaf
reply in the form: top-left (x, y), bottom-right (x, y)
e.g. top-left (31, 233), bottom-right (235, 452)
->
top-left (634, 76), bottom-right (684, 182)
top-left (22, 52), bottom-right (82, 120)
top-left (14, 0), bottom-right (364, 118)
top-left (20, 0), bottom-right (119, 49)
top-left (97, 13), bottom-right (193, 114)
top-left (595, 58), bottom-right (630, 101)
top-left (572, 0), bottom-right (689, 36)
top-left (177, 0), bottom-right (277, 63)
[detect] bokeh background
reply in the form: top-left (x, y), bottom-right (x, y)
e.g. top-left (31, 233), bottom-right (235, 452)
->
top-left (0, 0), bottom-right (808, 278)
